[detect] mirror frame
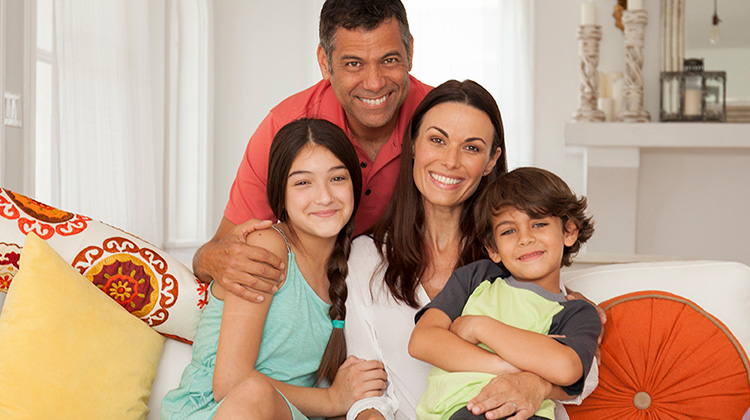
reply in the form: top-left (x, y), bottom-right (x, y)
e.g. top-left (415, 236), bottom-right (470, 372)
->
top-left (661, 0), bottom-right (686, 71)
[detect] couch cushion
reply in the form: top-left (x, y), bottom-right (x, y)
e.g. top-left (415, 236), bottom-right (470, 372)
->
top-left (566, 290), bottom-right (750, 419)
top-left (0, 188), bottom-right (207, 343)
top-left (0, 233), bottom-right (165, 419)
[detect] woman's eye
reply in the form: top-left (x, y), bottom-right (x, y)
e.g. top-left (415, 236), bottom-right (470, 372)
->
top-left (429, 137), bottom-right (444, 144)
top-left (465, 144), bottom-right (480, 152)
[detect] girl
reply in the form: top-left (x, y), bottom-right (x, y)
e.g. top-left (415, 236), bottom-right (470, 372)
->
top-left (162, 118), bottom-right (387, 419)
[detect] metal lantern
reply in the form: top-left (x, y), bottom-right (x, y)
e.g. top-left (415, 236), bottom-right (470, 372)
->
top-left (660, 59), bottom-right (726, 122)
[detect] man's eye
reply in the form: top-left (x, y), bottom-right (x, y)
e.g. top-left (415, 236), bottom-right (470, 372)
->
top-left (346, 61), bottom-right (361, 68)
top-left (384, 57), bottom-right (398, 64)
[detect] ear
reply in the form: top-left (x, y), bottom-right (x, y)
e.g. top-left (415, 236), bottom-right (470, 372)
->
top-left (317, 44), bottom-right (331, 81)
top-left (485, 245), bottom-right (502, 264)
top-left (407, 36), bottom-right (414, 71)
top-left (563, 219), bottom-right (579, 247)
top-left (483, 147), bottom-right (502, 175)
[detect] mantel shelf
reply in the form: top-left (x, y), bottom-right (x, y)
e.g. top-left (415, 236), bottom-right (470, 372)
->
top-left (566, 122), bottom-right (750, 149)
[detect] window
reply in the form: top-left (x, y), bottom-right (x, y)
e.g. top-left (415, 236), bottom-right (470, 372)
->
top-left (404, 0), bottom-right (533, 168)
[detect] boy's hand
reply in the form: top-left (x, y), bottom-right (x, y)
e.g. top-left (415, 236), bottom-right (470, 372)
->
top-left (450, 315), bottom-right (487, 344)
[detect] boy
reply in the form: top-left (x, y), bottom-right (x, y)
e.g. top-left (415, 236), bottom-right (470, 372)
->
top-left (408, 167), bottom-right (601, 420)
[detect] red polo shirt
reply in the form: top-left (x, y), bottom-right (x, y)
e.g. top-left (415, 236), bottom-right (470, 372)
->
top-left (224, 75), bottom-right (432, 235)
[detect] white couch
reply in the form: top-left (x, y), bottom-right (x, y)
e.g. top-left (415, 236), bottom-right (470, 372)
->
top-left (144, 259), bottom-right (750, 419)
top-left (3, 258), bottom-right (747, 419)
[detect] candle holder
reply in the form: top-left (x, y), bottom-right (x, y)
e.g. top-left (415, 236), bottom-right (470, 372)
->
top-left (573, 25), bottom-right (606, 122)
top-left (617, 9), bottom-right (650, 122)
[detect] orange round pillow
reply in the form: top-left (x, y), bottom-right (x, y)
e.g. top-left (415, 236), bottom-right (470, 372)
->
top-left (566, 290), bottom-right (750, 420)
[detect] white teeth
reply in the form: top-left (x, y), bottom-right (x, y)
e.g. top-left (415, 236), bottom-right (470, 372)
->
top-left (431, 172), bottom-right (461, 185)
top-left (361, 94), bottom-right (389, 105)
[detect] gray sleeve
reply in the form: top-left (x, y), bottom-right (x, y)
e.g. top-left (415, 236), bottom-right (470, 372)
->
top-left (550, 300), bottom-right (602, 397)
top-left (414, 259), bottom-right (507, 323)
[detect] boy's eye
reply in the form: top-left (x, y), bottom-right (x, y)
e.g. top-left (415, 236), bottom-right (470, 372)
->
top-left (500, 228), bottom-right (515, 236)
top-left (533, 222), bottom-right (549, 228)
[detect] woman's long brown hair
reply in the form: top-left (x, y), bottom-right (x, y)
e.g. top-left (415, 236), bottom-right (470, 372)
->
top-left (369, 80), bottom-right (508, 308)
top-left (267, 118), bottom-right (362, 384)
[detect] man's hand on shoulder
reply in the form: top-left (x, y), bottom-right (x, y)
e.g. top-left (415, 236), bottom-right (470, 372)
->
top-left (193, 218), bottom-right (285, 302)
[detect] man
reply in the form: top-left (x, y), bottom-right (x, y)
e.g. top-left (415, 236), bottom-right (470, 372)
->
top-left (193, 0), bottom-right (431, 301)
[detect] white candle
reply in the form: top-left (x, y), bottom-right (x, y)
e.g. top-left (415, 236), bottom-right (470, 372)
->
top-left (581, 2), bottom-right (596, 25)
top-left (598, 97), bottom-right (615, 122)
top-left (684, 89), bottom-right (701, 116)
top-left (628, 0), bottom-right (643, 10)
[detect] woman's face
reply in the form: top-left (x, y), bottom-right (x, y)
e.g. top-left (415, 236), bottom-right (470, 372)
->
top-left (285, 143), bottom-right (355, 240)
top-left (412, 102), bottom-right (501, 212)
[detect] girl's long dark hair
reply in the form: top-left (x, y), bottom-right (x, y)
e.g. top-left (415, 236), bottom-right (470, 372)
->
top-left (267, 118), bottom-right (362, 384)
top-left (370, 80), bottom-right (507, 308)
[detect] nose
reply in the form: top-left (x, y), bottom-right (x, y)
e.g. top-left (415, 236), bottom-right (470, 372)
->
top-left (439, 145), bottom-right (461, 169)
top-left (315, 183), bottom-right (335, 205)
top-left (362, 65), bottom-right (386, 92)
top-left (518, 228), bottom-right (536, 247)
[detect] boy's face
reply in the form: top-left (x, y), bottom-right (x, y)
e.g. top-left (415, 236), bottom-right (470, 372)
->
top-left (486, 207), bottom-right (579, 293)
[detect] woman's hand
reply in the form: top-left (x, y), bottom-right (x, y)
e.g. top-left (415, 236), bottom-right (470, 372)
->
top-left (327, 356), bottom-right (388, 414)
top-left (466, 371), bottom-right (551, 420)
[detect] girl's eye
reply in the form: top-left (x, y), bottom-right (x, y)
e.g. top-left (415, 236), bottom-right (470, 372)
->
top-left (500, 228), bottom-right (515, 236)
top-left (332, 175), bottom-right (347, 182)
top-left (294, 180), bottom-right (310, 186)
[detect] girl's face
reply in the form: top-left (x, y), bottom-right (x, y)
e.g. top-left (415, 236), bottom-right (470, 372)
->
top-left (412, 102), bottom-right (501, 212)
top-left (285, 143), bottom-right (355, 240)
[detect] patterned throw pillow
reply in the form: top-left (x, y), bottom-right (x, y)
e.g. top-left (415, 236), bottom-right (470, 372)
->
top-left (0, 188), bottom-right (207, 343)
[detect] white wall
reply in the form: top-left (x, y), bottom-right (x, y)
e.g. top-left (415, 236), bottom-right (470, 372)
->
top-left (211, 0), bottom-right (323, 231)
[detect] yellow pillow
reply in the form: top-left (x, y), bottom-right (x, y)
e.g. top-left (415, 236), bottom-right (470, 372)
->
top-left (0, 233), bottom-right (165, 420)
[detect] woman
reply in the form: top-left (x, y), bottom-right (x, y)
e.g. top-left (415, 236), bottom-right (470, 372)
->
top-left (344, 80), bottom-right (596, 420)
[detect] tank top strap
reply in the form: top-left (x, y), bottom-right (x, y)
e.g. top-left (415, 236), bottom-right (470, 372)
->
top-left (270, 224), bottom-right (292, 254)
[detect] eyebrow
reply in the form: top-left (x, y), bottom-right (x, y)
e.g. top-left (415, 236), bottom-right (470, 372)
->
top-left (339, 50), bottom-right (403, 62)
top-left (426, 126), bottom-right (487, 145)
top-left (288, 165), bottom-right (348, 178)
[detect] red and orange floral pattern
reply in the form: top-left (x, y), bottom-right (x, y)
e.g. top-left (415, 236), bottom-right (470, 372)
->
top-left (72, 237), bottom-right (178, 328)
top-left (0, 189), bottom-right (90, 240)
top-left (0, 243), bottom-right (21, 293)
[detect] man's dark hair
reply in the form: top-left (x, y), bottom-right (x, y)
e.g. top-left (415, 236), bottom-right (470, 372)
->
top-left (319, 0), bottom-right (411, 68)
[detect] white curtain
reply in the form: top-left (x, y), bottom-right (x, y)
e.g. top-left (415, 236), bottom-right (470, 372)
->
top-left (54, 0), bottom-right (161, 244)
top-left (404, 0), bottom-right (534, 169)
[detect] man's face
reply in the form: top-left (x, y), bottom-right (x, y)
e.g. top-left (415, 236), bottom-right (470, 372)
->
top-left (318, 19), bottom-right (413, 137)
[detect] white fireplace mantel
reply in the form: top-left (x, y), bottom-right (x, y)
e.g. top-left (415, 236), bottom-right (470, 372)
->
top-left (565, 122), bottom-right (750, 255)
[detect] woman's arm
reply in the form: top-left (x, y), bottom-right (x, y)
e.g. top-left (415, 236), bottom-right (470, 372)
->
top-left (409, 308), bottom-right (519, 375)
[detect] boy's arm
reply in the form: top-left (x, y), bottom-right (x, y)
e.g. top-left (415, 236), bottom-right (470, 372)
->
top-left (450, 315), bottom-right (583, 386)
top-left (408, 308), bottom-right (519, 375)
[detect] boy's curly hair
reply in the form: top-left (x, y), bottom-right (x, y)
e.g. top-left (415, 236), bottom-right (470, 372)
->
top-left (474, 167), bottom-right (594, 267)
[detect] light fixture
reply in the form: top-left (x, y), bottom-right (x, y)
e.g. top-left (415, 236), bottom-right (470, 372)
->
top-left (710, 0), bottom-right (721, 44)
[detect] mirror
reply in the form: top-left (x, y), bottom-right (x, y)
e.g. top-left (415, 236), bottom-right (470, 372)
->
top-left (663, 0), bottom-right (750, 101)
